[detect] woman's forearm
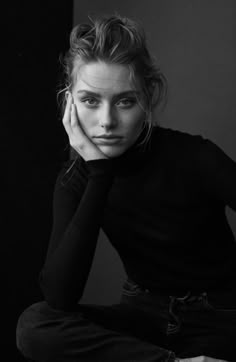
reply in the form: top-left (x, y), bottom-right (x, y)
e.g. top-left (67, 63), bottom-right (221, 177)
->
top-left (39, 160), bottom-right (114, 310)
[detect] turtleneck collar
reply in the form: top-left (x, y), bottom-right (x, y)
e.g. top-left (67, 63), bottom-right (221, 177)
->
top-left (110, 124), bottom-right (162, 174)
top-left (115, 124), bottom-right (161, 158)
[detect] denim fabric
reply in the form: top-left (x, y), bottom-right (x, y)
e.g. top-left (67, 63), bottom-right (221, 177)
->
top-left (121, 278), bottom-right (236, 360)
top-left (16, 277), bottom-right (236, 361)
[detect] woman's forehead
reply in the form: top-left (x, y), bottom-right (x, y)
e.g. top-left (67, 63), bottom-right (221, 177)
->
top-left (73, 60), bottom-right (140, 92)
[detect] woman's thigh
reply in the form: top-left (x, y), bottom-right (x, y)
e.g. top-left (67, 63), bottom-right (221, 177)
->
top-left (16, 300), bottom-right (175, 362)
top-left (170, 291), bottom-right (236, 361)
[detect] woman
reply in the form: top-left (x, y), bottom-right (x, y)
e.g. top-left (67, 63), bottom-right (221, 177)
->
top-left (16, 14), bottom-right (236, 362)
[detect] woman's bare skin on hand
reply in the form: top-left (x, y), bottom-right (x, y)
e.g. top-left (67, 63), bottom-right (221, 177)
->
top-left (62, 93), bottom-right (107, 161)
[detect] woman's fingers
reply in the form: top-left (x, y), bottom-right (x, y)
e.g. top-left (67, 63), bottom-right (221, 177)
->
top-left (69, 103), bottom-right (96, 158)
top-left (70, 103), bottom-right (88, 141)
top-left (62, 94), bottom-right (107, 160)
top-left (62, 92), bottom-right (73, 136)
top-left (71, 103), bottom-right (82, 132)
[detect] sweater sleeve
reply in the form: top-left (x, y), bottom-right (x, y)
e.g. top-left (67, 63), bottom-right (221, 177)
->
top-left (195, 137), bottom-right (236, 211)
top-left (39, 158), bottom-right (114, 310)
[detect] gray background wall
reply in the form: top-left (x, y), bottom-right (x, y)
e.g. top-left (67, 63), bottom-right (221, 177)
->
top-left (73, 0), bottom-right (236, 305)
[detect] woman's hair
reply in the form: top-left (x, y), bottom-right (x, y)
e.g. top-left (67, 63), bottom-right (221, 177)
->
top-left (58, 14), bottom-right (167, 160)
top-left (59, 14), bottom-right (167, 117)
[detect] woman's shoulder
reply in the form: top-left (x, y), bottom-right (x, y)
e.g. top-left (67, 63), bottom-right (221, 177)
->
top-left (154, 126), bottom-right (235, 171)
top-left (150, 125), bottom-right (222, 168)
top-left (151, 125), bottom-right (212, 156)
top-left (152, 125), bottom-right (206, 145)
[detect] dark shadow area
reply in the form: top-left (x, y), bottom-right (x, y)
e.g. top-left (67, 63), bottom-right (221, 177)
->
top-left (3, 1), bottom-right (73, 359)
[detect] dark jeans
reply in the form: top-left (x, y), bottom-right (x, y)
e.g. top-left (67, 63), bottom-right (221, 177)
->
top-left (16, 277), bottom-right (236, 361)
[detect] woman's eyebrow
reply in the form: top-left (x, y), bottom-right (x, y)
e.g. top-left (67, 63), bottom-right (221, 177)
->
top-left (76, 90), bottom-right (141, 98)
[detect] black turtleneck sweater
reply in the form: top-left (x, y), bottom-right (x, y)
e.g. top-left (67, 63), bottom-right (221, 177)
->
top-left (39, 126), bottom-right (236, 310)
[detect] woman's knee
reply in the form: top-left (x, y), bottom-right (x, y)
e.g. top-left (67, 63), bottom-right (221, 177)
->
top-left (16, 301), bottom-right (66, 360)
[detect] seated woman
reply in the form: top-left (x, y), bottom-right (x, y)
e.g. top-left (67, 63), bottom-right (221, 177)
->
top-left (16, 13), bottom-right (236, 362)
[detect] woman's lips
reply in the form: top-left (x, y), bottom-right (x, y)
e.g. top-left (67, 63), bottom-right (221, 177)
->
top-left (94, 137), bottom-right (123, 145)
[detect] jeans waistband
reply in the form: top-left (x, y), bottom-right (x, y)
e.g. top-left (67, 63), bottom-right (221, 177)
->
top-left (122, 277), bottom-right (202, 298)
top-left (122, 277), bottom-right (236, 301)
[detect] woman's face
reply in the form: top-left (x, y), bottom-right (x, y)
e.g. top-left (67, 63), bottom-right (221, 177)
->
top-left (71, 60), bottom-right (146, 158)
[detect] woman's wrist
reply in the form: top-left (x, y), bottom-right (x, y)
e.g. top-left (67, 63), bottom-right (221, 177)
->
top-left (85, 158), bottom-right (115, 178)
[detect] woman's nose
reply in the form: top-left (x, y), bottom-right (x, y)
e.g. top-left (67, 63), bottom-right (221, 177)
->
top-left (99, 106), bottom-right (117, 129)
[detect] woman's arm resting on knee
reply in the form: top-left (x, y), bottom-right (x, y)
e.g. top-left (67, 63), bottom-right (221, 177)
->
top-left (39, 94), bottom-right (114, 311)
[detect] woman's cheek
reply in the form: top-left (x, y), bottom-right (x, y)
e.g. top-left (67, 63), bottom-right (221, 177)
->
top-left (130, 117), bottom-right (144, 135)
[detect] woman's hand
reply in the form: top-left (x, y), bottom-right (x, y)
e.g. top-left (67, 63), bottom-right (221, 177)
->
top-left (62, 93), bottom-right (108, 161)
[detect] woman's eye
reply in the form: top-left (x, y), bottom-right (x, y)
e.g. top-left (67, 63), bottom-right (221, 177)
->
top-left (81, 98), bottom-right (99, 107)
top-left (117, 98), bottom-right (137, 108)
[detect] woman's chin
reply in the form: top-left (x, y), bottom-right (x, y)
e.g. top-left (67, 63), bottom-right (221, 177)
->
top-left (98, 145), bottom-right (127, 158)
